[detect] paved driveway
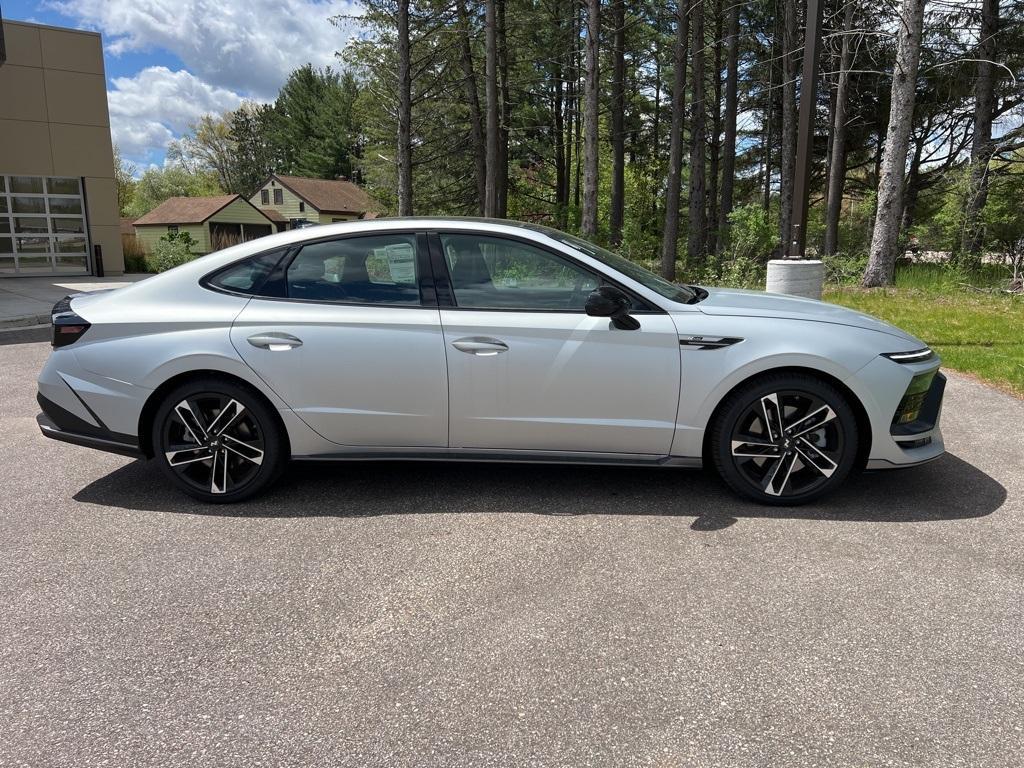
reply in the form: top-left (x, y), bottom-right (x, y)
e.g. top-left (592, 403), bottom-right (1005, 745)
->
top-left (0, 275), bottom-right (148, 328)
top-left (2, 332), bottom-right (1022, 767)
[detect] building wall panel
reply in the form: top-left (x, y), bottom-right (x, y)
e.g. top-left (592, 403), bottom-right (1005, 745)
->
top-left (0, 65), bottom-right (47, 121)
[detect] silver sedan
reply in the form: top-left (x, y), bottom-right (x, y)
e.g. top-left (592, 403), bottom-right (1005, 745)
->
top-left (37, 218), bottom-right (945, 505)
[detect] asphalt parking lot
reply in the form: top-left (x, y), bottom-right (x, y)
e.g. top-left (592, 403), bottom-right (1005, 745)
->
top-left (1, 329), bottom-right (1022, 767)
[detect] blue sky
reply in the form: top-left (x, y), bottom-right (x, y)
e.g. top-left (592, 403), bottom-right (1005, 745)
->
top-left (4, 0), bottom-right (358, 169)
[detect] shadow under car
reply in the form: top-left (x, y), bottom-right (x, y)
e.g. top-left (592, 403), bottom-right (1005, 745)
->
top-left (72, 452), bottom-right (1005, 527)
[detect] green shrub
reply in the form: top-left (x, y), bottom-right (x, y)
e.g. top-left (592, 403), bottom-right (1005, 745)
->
top-left (718, 255), bottom-right (766, 288)
top-left (120, 233), bottom-right (154, 273)
top-left (688, 204), bottom-right (773, 289)
top-left (152, 230), bottom-right (198, 273)
top-left (821, 251), bottom-right (868, 286)
top-left (123, 252), bottom-right (150, 273)
top-left (726, 204), bottom-right (775, 263)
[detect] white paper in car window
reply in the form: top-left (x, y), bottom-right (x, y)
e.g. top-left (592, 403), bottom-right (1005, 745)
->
top-left (385, 242), bottom-right (416, 284)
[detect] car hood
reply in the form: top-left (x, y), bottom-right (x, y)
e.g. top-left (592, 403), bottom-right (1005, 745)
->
top-left (695, 287), bottom-right (922, 344)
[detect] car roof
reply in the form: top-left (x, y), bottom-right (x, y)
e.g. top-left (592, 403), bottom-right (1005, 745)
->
top-left (200, 217), bottom-right (560, 260)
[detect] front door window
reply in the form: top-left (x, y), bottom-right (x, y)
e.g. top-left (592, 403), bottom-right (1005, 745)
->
top-left (440, 233), bottom-right (599, 310)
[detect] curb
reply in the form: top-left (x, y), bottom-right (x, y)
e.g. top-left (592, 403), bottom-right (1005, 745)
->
top-left (0, 313), bottom-right (51, 330)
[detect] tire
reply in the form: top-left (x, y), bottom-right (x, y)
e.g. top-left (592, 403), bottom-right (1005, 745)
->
top-left (710, 372), bottom-right (860, 506)
top-left (151, 377), bottom-right (287, 503)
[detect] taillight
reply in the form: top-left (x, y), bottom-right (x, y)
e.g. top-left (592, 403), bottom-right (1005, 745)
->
top-left (52, 311), bottom-right (91, 347)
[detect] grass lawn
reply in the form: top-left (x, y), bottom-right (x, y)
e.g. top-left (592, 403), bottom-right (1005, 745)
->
top-left (825, 285), bottom-right (1024, 397)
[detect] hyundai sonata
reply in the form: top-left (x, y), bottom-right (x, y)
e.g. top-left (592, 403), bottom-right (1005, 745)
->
top-left (37, 218), bottom-right (945, 505)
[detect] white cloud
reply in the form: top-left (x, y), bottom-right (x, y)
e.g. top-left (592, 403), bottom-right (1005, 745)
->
top-left (50, 0), bottom-right (359, 99)
top-left (108, 67), bottom-right (246, 162)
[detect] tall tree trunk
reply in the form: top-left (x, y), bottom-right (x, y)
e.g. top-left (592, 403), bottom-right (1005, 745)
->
top-left (554, 36), bottom-right (567, 223)
top-left (962, 0), bottom-right (998, 257)
top-left (581, 0), bottom-right (600, 237)
top-left (609, 0), bottom-right (626, 245)
top-left (823, 83), bottom-right (836, 211)
top-left (902, 126), bottom-right (927, 231)
top-left (823, 0), bottom-right (855, 256)
top-left (778, 0), bottom-right (799, 249)
top-left (496, 0), bottom-right (510, 218)
top-left (456, 0), bottom-right (486, 215)
top-left (574, 75), bottom-right (582, 210)
top-left (687, 0), bottom-right (707, 265)
top-left (552, 0), bottom-right (568, 223)
top-left (565, 5), bottom-right (577, 223)
top-left (762, 5), bottom-right (776, 215)
top-left (718, 0), bottom-right (739, 249)
top-left (484, 0), bottom-right (499, 217)
top-left (397, 0), bottom-right (413, 216)
top-left (708, 0), bottom-right (723, 255)
top-left (862, 0), bottom-right (926, 287)
top-left (652, 45), bottom-right (662, 222)
top-left (660, 0), bottom-right (690, 279)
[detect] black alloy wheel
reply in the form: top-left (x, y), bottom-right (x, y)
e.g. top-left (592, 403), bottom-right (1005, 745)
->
top-left (153, 379), bottom-right (285, 503)
top-left (711, 373), bottom-right (859, 505)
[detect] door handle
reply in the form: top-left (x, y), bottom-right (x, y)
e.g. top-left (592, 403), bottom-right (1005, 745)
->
top-left (247, 332), bottom-right (303, 351)
top-left (451, 337), bottom-right (509, 356)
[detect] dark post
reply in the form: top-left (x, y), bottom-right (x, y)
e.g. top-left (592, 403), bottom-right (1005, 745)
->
top-left (0, 3), bottom-right (7, 67)
top-left (93, 244), bottom-right (104, 277)
top-left (786, 0), bottom-right (826, 259)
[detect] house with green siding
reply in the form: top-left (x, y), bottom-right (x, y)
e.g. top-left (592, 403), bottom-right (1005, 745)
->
top-left (133, 195), bottom-right (275, 255)
top-left (250, 175), bottom-right (380, 229)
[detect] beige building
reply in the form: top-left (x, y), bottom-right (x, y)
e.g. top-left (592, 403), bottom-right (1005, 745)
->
top-left (250, 174), bottom-right (379, 229)
top-left (0, 18), bottom-right (123, 276)
top-left (133, 195), bottom-right (275, 255)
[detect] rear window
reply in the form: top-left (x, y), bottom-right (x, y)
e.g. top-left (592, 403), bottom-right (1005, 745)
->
top-left (204, 249), bottom-right (288, 296)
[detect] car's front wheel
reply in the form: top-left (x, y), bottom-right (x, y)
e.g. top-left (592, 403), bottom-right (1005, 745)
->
top-left (152, 378), bottom-right (286, 503)
top-left (710, 373), bottom-right (860, 505)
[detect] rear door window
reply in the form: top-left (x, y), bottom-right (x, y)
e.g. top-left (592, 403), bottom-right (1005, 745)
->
top-left (285, 234), bottom-right (422, 305)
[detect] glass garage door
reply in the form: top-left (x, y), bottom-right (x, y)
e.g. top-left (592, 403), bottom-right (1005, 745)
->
top-left (0, 175), bottom-right (90, 275)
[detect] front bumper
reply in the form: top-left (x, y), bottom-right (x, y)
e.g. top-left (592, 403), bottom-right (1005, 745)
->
top-left (852, 357), bottom-right (946, 469)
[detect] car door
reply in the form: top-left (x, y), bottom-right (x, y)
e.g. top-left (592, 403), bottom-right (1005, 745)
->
top-left (433, 231), bottom-right (681, 456)
top-left (229, 231), bottom-right (448, 448)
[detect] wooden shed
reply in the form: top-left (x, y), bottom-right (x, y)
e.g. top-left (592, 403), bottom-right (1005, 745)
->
top-left (133, 195), bottom-right (276, 255)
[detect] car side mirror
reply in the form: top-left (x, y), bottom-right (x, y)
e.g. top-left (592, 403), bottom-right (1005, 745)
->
top-left (585, 285), bottom-right (640, 330)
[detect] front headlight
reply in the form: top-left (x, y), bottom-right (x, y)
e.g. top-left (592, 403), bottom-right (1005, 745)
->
top-left (882, 348), bottom-right (934, 363)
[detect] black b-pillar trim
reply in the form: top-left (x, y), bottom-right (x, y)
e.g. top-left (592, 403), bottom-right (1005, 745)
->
top-left (425, 232), bottom-right (456, 307)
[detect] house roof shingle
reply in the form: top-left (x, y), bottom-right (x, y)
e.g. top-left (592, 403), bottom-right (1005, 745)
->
top-left (274, 175), bottom-right (379, 215)
top-left (260, 208), bottom-right (288, 223)
top-left (134, 195), bottom-right (240, 226)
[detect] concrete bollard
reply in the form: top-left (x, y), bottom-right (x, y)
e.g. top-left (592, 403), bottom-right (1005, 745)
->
top-left (766, 259), bottom-right (825, 300)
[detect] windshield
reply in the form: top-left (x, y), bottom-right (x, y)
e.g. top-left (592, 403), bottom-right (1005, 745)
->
top-left (523, 224), bottom-right (697, 304)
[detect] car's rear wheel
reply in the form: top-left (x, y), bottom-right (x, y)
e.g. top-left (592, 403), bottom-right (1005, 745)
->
top-left (710, 373), bottom-right (859, 505)
top-left (152, 378), bottom-right (286, 503)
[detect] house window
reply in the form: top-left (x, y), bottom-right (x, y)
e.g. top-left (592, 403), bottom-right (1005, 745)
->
top-left (168, 225), bottom-right (179, 234)
top-left (261, 189), bottom-right (269, 205)
top-left (299, 202), bottom-right (305, 213)
top-left (273, 188), bottom-right (284, 205)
